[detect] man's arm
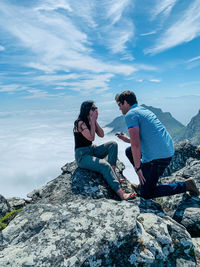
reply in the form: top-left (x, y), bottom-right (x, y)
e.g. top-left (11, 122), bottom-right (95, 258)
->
top-left (128, 126), bottom-right (146, 185)
top-left (117, 132), bottom-right (130, 143)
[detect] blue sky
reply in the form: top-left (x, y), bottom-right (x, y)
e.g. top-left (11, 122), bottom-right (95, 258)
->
top-left (0, 0), bottom-right (200, 198)
top-left (0, 0), bottom-right (200, 124)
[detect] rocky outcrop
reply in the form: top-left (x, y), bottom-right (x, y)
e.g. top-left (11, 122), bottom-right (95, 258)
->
top-left (0, 195), bottom-right (10, 218)
top-left (0, 141), bottom-right (199, 266)
top-left (163, 139), bottom-right (200, 176)
top-left (178, 110), bottom-right (200, 146)
top-left (7, 197), bottom-right (29, 211)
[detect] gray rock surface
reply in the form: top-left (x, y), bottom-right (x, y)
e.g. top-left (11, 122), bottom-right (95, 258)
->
top-left (0, 195), bottom-right (10, 218)
top-left (0, 199), bottom-right (195, 266)
top-left (164, 140), bottom-right (200, 176)
top-left (0, 140), bottom-right (200, 266)
top-left (193, 238), bottom-right (200, 266)
top-left (6, 197), bottom-right (29, 211)
top-left (156, 156), bottom-right (200, 238)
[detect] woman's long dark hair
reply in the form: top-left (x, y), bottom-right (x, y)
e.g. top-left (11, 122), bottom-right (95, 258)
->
top-left (74, 101), bottom-right (94, 132)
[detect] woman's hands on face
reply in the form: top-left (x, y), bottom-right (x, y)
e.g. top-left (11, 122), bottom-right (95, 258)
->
top-left (89, 110), bottom-right (98, 124)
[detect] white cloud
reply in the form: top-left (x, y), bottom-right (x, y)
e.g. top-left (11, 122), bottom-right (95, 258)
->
top-left (54, 73), bottom-right (114, 93)
top-left (107, 27), bottom-right (134, 53)
top-left (149, 78), bottom-right (161, 83)
top-left (140, 31), bottom-right (156, 37)
top-left (0, 84), bottom-right (27, 93)
top-left (34, 0), bottom-right (72, 12)
top-left (151, 0), bottom-right (177, 20)
top-left (188, 55), bottom-right (200, 62)
top-left (0, 45), bottom-right (5, 51)
top-left (24, 89), bottom-right (58, 99)
top-left (0, 0), bottom-right (135, 75)
top-left (146, 0), bottom-right (200, 54)
top-left (106, 0), bottom-right (131, 25)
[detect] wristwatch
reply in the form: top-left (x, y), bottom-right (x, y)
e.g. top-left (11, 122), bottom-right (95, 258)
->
top-left (135, 166), bottom-right (141, 172)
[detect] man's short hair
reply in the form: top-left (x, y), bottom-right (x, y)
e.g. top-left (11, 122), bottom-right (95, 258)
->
top-left (115, 90), bottom-right (137, 106)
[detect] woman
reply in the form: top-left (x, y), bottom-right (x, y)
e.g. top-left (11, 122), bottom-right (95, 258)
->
top-left (74, 100), bottom-right (136, 200)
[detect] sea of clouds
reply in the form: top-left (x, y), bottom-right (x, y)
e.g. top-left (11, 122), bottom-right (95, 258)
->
top-left (0, 109), bottom-right (138, 199)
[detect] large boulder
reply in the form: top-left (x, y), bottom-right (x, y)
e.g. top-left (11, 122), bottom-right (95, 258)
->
top-left (156, 157), bottom-right (200, 238)
top-left (0, 199), bottom-right (195, 266)
top-left (0, 195), bottom-right (10, 218)
top-left (0, 160), bottom-right (197, 266)
top-left (164, 140), bottom-right (200, 176)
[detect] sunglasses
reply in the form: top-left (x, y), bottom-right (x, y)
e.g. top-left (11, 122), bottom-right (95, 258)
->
top-left (90, 106), bottom-right (98, 111)
top-left (118, 102), bottom-right (122, 107)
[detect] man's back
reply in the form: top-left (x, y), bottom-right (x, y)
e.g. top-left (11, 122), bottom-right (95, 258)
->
top-left (125, 104), bottom-right (174, 162)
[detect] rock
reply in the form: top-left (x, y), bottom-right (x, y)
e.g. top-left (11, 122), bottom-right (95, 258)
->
top-left (173, 194), bottom-right (200, 237)
top-left (27, 160), bottom-right (131, 205)
top-left (0, 195), bottom-right (10, 218)
top-left (6, 197), bottom-right (29, 210)
top-left (164, 140), bottom-right (200, 176)
top-left (0, 200), bottom-right (196, 266)
top-left (0, 156), bottom-right (199, 266)
top-left (193, 238), bottom-right (200, 266)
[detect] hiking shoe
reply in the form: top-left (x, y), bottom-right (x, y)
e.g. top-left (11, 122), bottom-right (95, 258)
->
top-left (185, 177), bottom-right (199, 197)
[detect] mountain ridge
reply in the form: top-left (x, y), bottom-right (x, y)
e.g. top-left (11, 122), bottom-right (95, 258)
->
top-left (105, 104), bottom-right (200, 145)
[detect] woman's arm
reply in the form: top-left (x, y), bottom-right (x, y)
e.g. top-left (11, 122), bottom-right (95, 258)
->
top-left (78, 120), bottom-right (96, 141)
top-left (95, 121), bottom-right (104, 138)
top-left (78, 111), bottom-right (97, 141)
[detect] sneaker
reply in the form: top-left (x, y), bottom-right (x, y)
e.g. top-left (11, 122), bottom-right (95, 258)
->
top-left (185, 177), bottom-right (199, 197)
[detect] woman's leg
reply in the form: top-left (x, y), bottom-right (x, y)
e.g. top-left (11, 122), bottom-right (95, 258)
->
top-left (93, 141), bottom-right (124, 181)
top-left (77, 154), bottom-right (135, 200)
top-left (93, 141), bottom-right (118, 166)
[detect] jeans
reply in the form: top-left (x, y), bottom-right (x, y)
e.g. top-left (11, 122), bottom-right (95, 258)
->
top-left (125, 146), bottom-right (186, 199)
top-left (75, 141), bottom-right (120, 192)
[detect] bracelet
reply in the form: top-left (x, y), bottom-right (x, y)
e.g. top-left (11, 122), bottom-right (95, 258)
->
top-left (135, 166), bottom-right (141, 172)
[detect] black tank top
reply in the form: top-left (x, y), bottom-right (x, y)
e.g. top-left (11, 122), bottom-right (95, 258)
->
top-left (74, 131), bottom-right (92, 149)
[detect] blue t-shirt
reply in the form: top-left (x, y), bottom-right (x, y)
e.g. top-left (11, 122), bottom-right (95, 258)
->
top-left (125, 104), bottom-right (174, 163)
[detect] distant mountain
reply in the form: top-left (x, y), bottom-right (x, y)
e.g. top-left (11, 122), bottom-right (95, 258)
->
top-left (177, 110), bottom-right (200, 146)
top-left (105, 104), bottom-right (185, 140)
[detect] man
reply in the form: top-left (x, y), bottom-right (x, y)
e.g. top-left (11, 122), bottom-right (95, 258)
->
top-left (115, 90), bottom-right (199, 199)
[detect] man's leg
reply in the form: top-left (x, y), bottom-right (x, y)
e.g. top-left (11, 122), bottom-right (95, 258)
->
top-left (140, 158), bottom-right (186, 199)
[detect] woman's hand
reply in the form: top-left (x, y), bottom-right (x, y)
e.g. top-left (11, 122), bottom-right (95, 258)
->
top-left (90, 110), bottom-right (98, 124)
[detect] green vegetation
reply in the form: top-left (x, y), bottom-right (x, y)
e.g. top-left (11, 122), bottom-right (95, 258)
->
top-left (0, 208), bottom-right (23, 231)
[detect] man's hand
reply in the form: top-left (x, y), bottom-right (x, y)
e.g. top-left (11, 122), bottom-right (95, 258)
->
top-left (136, 169), bottom-right (146, 185)
top-left (116, 132), bottom-right (130, 143)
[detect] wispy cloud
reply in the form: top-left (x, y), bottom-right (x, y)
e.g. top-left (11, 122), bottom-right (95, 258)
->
top-left (106, 0), bottom-right (131, 25)
top-left (188, 55), bottom-right (200, 63)
top-left (0, 0), bottom-right (135, 76)
top-left (24, 89), bottom-right (57, 99)
top-left (0, 84), bottom-right (26, 93)
top-left (151, 0), bottom-right (177, 20)
top-left (0, 45), bottom-right (5, 51)
top-left (54, 73), bottom-right (114, 94)
top-left (146, 0), bottom-right (200, 54)
top-left (140, 31), bottom-right (156, 37)
top-left (149, 78), bottom-right (161, 83)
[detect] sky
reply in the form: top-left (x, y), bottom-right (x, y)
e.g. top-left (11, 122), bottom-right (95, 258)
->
top-left (0, 0), bottom-right (200, 198)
